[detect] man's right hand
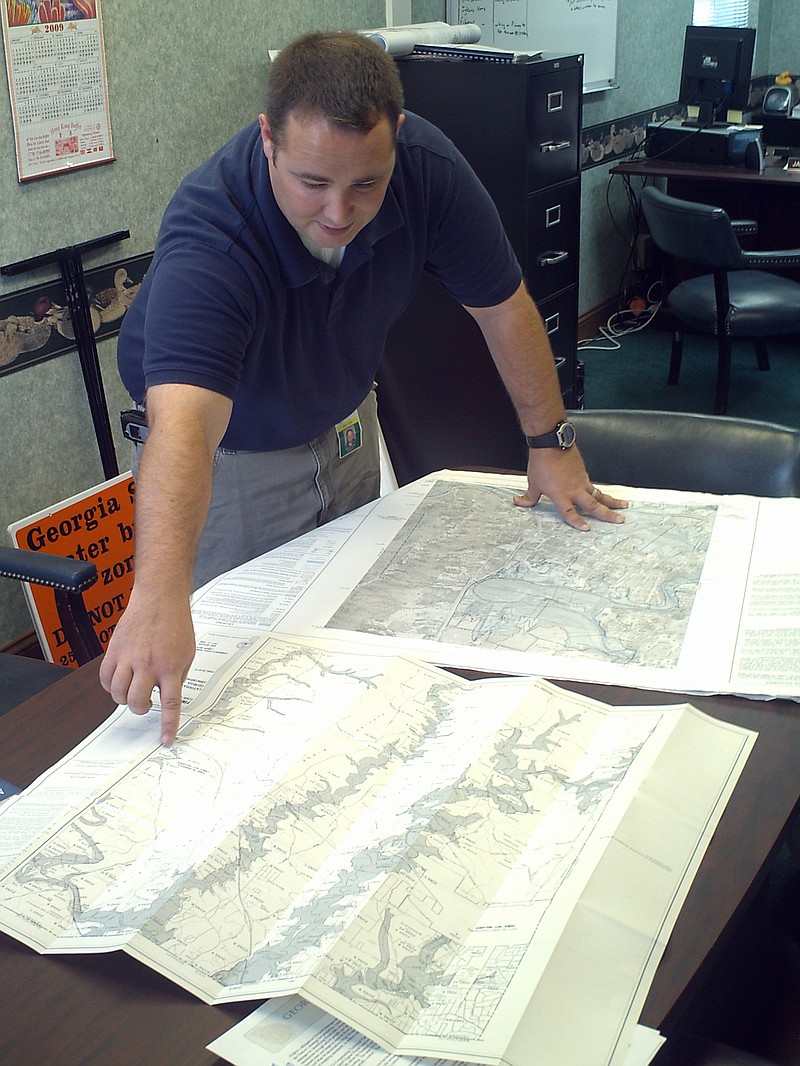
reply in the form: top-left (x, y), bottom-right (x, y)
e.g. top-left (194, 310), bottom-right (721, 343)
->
top-left (98, 382), bottom-right (233, 745)
top-left (99, 589), bottom-right (196, 745)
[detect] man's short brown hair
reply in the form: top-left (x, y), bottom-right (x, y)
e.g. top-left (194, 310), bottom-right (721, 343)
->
top-left (266, 31), bottom-right (404, 149)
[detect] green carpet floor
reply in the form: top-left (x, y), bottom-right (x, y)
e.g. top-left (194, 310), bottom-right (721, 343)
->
top-left (578, 322), bottom-right (800, 429)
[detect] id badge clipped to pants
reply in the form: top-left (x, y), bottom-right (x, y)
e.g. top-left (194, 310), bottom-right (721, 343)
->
top-left (335, 411), bottom-right (362, 458)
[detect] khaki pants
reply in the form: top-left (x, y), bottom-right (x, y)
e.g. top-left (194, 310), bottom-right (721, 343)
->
top-left (132, 389), bottom-right (380, 590)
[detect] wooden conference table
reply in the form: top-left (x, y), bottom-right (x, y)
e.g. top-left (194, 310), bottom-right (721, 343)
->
top-left (1, 658), bottom-right (799, 1064)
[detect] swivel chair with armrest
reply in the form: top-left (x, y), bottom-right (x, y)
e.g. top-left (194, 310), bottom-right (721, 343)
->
top-left (569, 409), bottom-right (800, 497)
top-left (639, 185), bottom-right (800, 416)
top-left (0, 548), bottom-right (101, 716)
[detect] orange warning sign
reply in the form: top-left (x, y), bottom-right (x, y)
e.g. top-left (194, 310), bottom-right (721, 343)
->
top-left (9, 472), bottom-right (135, 667)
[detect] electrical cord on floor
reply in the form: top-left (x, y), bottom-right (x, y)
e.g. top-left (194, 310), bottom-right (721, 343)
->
top-left (577, 282), bottom-right (663, 352)
top-left (601, 161), bottom-right (662, 347)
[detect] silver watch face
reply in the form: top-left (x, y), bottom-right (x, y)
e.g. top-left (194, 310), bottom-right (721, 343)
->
top-left (556, 421), bottom-right (576, 448)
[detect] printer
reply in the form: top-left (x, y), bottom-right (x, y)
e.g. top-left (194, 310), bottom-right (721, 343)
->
top-left (645, 120), bottom-right (763, 167)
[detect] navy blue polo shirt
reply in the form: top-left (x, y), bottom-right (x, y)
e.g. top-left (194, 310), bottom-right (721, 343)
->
top-left (117, 112), bottom-right (522, 451)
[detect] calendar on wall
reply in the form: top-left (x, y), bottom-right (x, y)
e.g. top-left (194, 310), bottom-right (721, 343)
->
top-left (1, 0), bottom-right (114, 182)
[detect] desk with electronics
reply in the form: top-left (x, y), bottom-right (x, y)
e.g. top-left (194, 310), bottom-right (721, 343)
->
top-left (612, 24), bottom-right (800, 253)
top-left (611, 144), bottom-right (800, 249)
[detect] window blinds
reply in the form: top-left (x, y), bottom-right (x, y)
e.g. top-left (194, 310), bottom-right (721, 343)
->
top-left (692, 0), bottom-right (750, 26)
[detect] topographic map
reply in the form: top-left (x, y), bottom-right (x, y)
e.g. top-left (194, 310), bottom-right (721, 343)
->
top-left (190, 472), bottom-right (799, 699)
top-left (0, 632), bottom-right (738, 1064)
top-left (327, 479), bottom-right (718, 671)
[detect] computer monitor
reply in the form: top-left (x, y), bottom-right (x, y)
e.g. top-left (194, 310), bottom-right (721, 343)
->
top-left (679, 25), bottom-right (756, 127)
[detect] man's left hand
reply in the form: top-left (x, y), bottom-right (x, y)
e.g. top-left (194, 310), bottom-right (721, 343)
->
top-left (514, 446), bottom-right (628, 531)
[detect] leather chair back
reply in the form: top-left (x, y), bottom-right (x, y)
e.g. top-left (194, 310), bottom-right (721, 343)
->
top-left (641, 186), bottom-right (746, 270)
top-left (570, 409), bottom-right (800, 497)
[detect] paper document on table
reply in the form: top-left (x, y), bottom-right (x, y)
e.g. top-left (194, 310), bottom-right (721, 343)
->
top-left (192, 472), bottom-right (800, 700)
top-left (207, 996), bottom-right (665, 1066)
top-left (0, 632), bottom-right (753, 1066)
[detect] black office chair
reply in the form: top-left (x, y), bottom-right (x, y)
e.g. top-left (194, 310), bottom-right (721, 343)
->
top-left (639, 185), bottom-right (800, 415)
top-left (0, 547), bottom-right (101, 716)
top-left (570, 409), bottom-right (800, 497)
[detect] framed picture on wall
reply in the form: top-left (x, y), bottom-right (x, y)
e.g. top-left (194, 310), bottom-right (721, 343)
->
top-left (1, 0), bottom-right (114, 182)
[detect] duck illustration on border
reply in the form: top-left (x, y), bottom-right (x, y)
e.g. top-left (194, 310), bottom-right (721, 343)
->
top-left (91, 267), bottom-right (140, 325)
top-left (0, 295), bottom-right (54, 368)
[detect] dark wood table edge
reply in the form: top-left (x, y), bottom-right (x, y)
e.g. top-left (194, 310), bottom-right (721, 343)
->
top-left (610, 156), bottom-right (800, 187)
top-left (559, 679), bottom-right (800, 1035)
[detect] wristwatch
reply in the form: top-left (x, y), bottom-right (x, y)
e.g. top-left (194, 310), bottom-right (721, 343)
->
top-left (525, 419), bottom-right (577, 450)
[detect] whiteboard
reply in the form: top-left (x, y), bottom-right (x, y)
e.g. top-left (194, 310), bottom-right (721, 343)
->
top-left (447, 0), bottom-right (618, 92)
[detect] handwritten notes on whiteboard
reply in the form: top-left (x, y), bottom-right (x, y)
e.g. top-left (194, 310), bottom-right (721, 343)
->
top-left (447, 0), bottom-right (618, 90)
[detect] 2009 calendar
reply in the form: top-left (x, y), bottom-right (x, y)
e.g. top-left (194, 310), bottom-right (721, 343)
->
top-left (2, 0), bottom-right (113, 182)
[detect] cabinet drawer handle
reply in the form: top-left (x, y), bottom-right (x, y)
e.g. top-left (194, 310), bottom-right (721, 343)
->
top-left (539, 140), bottom-right (571, 153)
top-left (544, 312), bottom-right (561, 334)
top-left (537, 251), bottom-right (569, 267)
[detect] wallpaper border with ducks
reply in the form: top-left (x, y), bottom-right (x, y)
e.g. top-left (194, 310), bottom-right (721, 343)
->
top-left (0, 252), bottom-right (153, 378)
top-left (581, 100), bottom-right (686, 170)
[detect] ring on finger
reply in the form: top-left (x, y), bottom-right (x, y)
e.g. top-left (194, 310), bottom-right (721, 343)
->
top-left (591, 486), bottom-right (601, 499)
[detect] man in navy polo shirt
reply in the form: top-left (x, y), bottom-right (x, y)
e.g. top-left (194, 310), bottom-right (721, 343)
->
top-left (102, 30), bottom-right (625, 743)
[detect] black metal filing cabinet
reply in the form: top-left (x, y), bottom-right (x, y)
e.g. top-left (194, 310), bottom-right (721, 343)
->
top-left (377, 53), bottom-right (583, 485)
